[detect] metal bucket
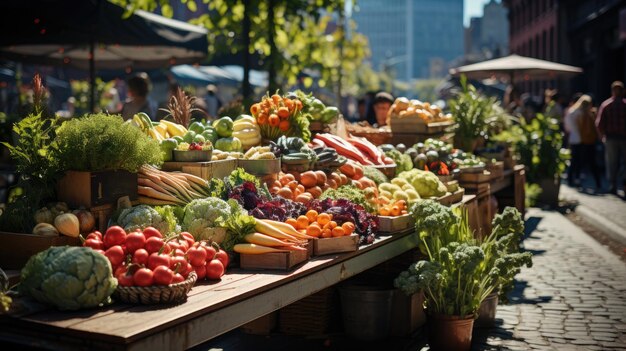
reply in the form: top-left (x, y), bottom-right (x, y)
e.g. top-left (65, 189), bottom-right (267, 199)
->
top-left (339, 284), bottom-right (395, 341)
top-left (475, 292), bottom-right (499, 328)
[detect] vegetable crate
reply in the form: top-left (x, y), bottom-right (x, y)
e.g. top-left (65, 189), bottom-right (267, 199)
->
top-left (57, 170), bottom-right (138, 208)
top-left (161, 159), bottom-right (237, 181)
top-left (237, 159), bottom-right (281, 176)
top-left (0, 231), bottom-right (80, 269)
top-left (278, 287), bottom-right (338, 335)
top-left (438, 188), bottom-right (465, 206)
top-left (313, 234), bottom-right (359, 256)
top-left (378, 214), bottom-right (413, 235)
top-left (239, 249), bottom-right (309, 271)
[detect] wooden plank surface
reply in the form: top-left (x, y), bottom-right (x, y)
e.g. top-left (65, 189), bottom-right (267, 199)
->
top-left (0, 232), bottom-right (419, 351)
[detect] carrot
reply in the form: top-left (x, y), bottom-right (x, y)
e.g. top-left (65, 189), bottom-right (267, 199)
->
top-left (138, 196), bottom-right (180, 206)
top-left (138, 177), bottom-right (168, 194)
top-left (244, 233), bottom-right (292, 247)
top-left (233, 243), bottom-right (290, 254)
top-left (254, 220), bottom-right (301, 242)
top-left (260, 219), bottom-right (314, 239)
top-left (137, 186), bottom-right (185, 204)
top-left (275, 245), bottom-right (307, 252)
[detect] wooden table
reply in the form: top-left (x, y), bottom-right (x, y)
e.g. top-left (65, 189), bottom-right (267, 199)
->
top-left (0, 232), bottom-right (420, 351)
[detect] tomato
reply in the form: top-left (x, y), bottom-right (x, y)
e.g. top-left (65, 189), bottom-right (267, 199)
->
top-left (153, 266), bottom-right (174, 285)
top-left (215, 249), bottom-right (230, 268)
top-left (132, 248), bottom-right (149, 265)
top-left (187, 246), bottom-right (207, 266)
top-left (174, 248), bottom-right (186, 257)
top-left (185, 263), bottom-right (193, 278)
top-left (133, 268), bottom-right (154, 287)
top-left (205, 259), bottom-right (224, 280)
top-left (170, 256), bottom-right (188, 274)
top-left (114, 264), bottom-right (128, 277)
top-left (117, 272), bottom-right (134, 286)
top-left (105, 245), bottom-right (125, 266)
top-left (86, 231), bottom-right (102, 241)
top-left (142, 227), bottom-right (163, 239)
top-left (200, 242), bottom-right (216, 262)
top-left (168, 241), bottom-right (182, 252)
top-left (84, 238), bottom-right (104, 250)
top-left (147, 252), bottom-right (171, 270)
top-left (94, 249), bottom-right (106, 256)
top-left (177, 239), bottom-right (190, 251)
top-left (180, 232), bottom-right (195, 247)
top-left (193, 264), bottom-right (206, 280)
top-left (144, 236), bottom-right (164, 253)
top-left (125, 232), bottom-right (146, 254)
top-left (172, 273), bottom-right (185, 284)
top-left (103, 226), bottom-right (127, 248)
top-left (162, 243), bottom-right (172, 254)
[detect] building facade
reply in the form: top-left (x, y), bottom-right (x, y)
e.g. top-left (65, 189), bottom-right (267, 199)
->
top-left (352, 0), bottom-right (464, 81)
top-left (466, 0), bottom-right (509, 59)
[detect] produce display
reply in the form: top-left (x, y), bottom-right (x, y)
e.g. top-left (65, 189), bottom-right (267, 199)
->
top-left (250, 92), bottom-right (310, 142)
top-left (233, 218), bottom-right (311, 254)
top-left (285, 210), bottom-right (355, 238)
top-left (387, 97), bottom-right (453, 124)
top-left (137, 165), bottom-right (214, 206)
top-left (313, 133), bottom-right (393, 166)
top-left (270, 170), bottom-right (350, 204)
top-left (31, 202), bottom-right (96, 237)
top-left (290, 90), bottom-right (340, 124)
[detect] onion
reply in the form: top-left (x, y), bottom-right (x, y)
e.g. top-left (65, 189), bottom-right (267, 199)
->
top-left (72, 209), bottom-right (96, 233)
top-left (33, 223), bottom-right (59, 237)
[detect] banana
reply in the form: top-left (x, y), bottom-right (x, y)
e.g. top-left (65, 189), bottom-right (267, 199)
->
top-left (154, 123), bottom-right (168, 138)
top-left (160, 120), bottom-right (187, 137)
top-left (148, 128), bottom-right (164, 141)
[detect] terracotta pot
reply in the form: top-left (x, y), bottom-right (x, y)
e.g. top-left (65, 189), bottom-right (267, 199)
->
top-left (475, 292), bottom-right (499, 328)
top-left (428, 313), bottom-right (475, 351)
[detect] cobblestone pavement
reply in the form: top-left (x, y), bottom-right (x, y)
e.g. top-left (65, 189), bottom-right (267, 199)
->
top-left (469, 209), bottom-right (626, 351)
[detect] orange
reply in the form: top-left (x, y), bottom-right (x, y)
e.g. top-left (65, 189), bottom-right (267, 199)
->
top-left (317, 213), bottom-right (331, 226)
top-left (328, 221), bottom-right (337, 229)
top-left (285, 218), bottom-right (298, 229)
top-left (321, 229), bottom-right (332, 238)
top-left (296, 215), bottom-right (310, 230)
top-left (278, 120), bottom-right (290, 132)
top-left (379, 207), bottom-right (390, 216)
top-left (341, 222), bottom-right (355, 235)
top-left (306, 224), bottom-right (321, 238)
top-left (331, 227), bottom-right (345, 237)
top-left (306, 210), bottom-right (318, 223)
top-left (268, 114), bottom-right (280, 127)
top-left (390, 205), bottom-right (401, 217)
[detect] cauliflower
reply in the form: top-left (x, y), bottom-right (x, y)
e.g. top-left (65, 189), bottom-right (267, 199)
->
top-left (398, 169), bottom-right (447, 198)
top-left (182, 198), bottom-right (231, 240)
top-left (116, 205), bottom-right (180, 235)
top-left (18, 246), bottom-right (117, 310)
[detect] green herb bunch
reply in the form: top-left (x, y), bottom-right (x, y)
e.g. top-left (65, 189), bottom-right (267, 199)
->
top-left (53, 114), bottom-right (162, 172)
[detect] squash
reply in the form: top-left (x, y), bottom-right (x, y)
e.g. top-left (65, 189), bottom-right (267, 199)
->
top-left (54, 213), bottom-right (80, 237)
top-left (33, 223), bottom-right (59, 237)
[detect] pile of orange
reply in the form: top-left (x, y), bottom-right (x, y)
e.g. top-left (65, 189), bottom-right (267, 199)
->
top-left (378, 199), bottom-right (408, 216)
top-left (285, 210), bottom-right (355, 238)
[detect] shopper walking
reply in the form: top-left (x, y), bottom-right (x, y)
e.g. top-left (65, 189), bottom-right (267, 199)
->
top-left (596, 81), bottom-right (626, 195)
top-left (121, 72), bottom-right (157, 121)
top-left (576, 95), bottom-right (602, 189)
top-left (564, 95), bottom-right (585, 186)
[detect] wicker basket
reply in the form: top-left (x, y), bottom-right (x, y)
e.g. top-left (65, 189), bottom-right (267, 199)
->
top-left (114, 271), bottom-right (197, 304)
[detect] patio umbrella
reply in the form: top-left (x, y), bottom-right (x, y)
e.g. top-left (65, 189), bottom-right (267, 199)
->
top-left (449, 54), bottom-right (582, 84)
top-left (0, 0), bottom-right (208, 110)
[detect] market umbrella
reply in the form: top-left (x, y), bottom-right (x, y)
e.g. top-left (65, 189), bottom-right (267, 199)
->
top-left (449, 54), bottom-right (582, 84)
top-left (0, 0), bottom-right (208, 110)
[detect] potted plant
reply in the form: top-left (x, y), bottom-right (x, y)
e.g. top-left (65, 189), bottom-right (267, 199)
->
top-left (53, 113), bottom-right (162, 208)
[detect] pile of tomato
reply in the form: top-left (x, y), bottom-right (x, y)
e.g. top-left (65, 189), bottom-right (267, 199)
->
top-left (83, 226), bottom-right (227, 287)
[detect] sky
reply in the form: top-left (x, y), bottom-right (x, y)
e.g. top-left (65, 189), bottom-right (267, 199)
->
top-left (464, 0), bottom-right (497, 27)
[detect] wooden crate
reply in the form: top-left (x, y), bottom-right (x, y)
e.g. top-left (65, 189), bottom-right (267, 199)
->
top-left (313, 234), bottom-right (359, 256)
top-left (378, 214), bottom-right (413, 235)
top-left (161, 159), bottom-right (237, 180)
top-left (57, 170), bottom-right (137, 208)
top-left (0, 232), bottom-right (80, 269)
top-left (239, 249), bottom-right (309, 271)
top-left (487, 161), bottom-right (504, 180)
top-left (241, 311), bottom-right (277, 335)
top-left (278, 287), bottom-right (337, 335)
top-left (237, 159), bottom-right (281, 176)
top-left (391, 290), bottom-right (426, 336)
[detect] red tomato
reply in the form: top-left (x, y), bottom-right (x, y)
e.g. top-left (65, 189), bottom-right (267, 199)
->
top-left (133, 268), bottom-right (154, 287)
top-left (174, 248), bottom-right (186, 257)
top-left (104, 226), bottom-right (127, 248)
top-left (125, 231), bottom-right (146, 254)
top-left (193, 264), bottom-right (207, 280)
top-left (168, 241), bottom-right (182, 252)
top-left (94, 249), bottom-right (106, 256)
top-left (142, 227), bottom-right (163, 239)
top-left (172, 273), bottom-right (185, 284)
top-left (162, 243), bottom-right (172, 254)
top-left (153, 266), bottom-right (174, 285)
top-left (132, 248), bottom-right (149, 265)
top-left (86, 231), bottom-right (103, 241)
top-left (201, 242), bottom-right (216, 262)
top-left (147, 252), bottom-right (171, 270)
top-left (105, 245), bottom-right (125, 266)
top-left (83, 238), bottom-right (104, 250)
top-left (117, 272), bottom-right (134, 287)
top-left (215, 250), bottom-right (230, 268)
top-left (114, 264), bottom-right (128, 277)
top-left (170, 256), bottom-right (188, 273)
top-left (185, 263), bottom-right (193, 278)
top-left (180, 232), bottom-right (195, 247)
top-left (144, 236), bottom-right (164, 253)
top-left (205, 259), bottom-right (224, 280)
top-left (177, 239), bottom-right (189, 251)
top-left (187, 246), bottom-right (207, 267)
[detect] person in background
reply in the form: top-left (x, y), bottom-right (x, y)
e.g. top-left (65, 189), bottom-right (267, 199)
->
top-left (369, 92), bottom-right (394, 127)
top-left (204, 84), bottom-right (223, 119)
top-left (564, 95), bottom-right (584, 186)
top-left (504, 85), bottom-right (523, 116)
top-left (102, 87), bottom-right (122, 114)
top-left (121, 72), bottom-right (156, 121)
top-left (596, 81), bottom-right (626, 195)
top-left (356, 98), bottom-right (366, 122)
top-left (156, 83), bottom-right (179, 121)
top-left (543, 89), bottom-right (564, 124)
top-left (566, 95), bottom-right (601, 188)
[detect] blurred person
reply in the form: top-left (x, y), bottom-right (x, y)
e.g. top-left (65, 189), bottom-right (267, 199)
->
top-left (521, 93), bottom-right (540, 122)
top-left (369, 92), bottom-right (393, 127)
top-left (596, 81), bottom-right (626, 195)
top-left (504, 85), bottom-right (523, 116)
top-left (543, 89), bottom-right (563, 124)
top-left (566, 95), bottom-right (600, 188)
top-left (102, 87), bottom-right (122, 114)
top-left (121, 73), bottom-right (156, 121)
top-left (204, 84), bottom-right (222, 119)
top-left (356, 98), bottom-right (366, 122)
top-left (364, 91), bottom-right (377, 125)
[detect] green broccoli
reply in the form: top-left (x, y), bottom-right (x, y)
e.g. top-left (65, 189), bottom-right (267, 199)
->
top-left (116, 205), bottom-right (180, 235)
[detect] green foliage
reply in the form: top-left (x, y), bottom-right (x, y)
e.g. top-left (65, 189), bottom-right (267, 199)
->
top-left (0, 268), bottom-right (12, 313)
top-left (384, 149), bottom-right (413, 176)
top-left (525, 183), bottom-right (542, 208)
top-left (18, 246), bottom-right (118, 310)
top-left (53, 114), bottom-right (163, 172)
top-left (217, 199), bottom-right (257, 252)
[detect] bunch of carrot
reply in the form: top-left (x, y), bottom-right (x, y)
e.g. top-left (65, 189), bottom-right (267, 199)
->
top-left (285, 210), bottom-right (355, 239)
top-left (137, 165), bottom-right (212, 206)
top-left (233, 218), bottom-right (312, 254)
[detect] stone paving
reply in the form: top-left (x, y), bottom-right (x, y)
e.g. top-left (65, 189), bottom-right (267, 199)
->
top-left (468, 209), bottom-right (626, 351)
